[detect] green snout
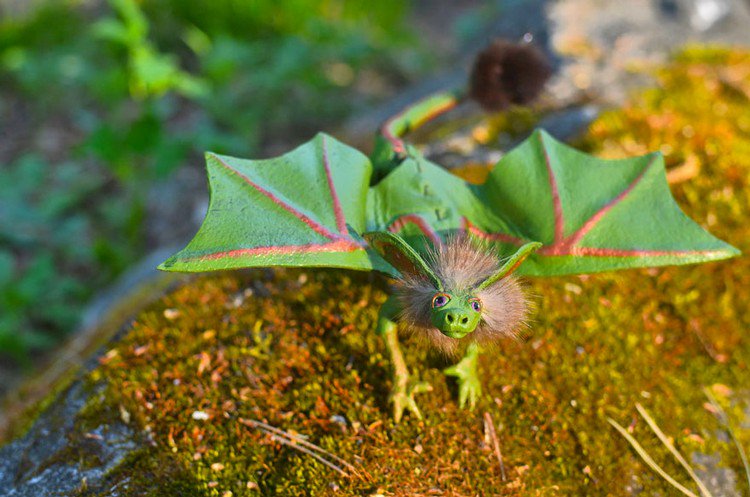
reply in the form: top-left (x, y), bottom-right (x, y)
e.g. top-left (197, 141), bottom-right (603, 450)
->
top-left (431, 306), bottom-right (482, 339)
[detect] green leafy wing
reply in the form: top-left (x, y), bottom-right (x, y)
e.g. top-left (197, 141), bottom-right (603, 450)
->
top-left (159, 133), bottom-right (392, 274)
top-left (375, 129), bottom-right (738, 276)
top-left (469, 129), bottom-right (739, 275)
top-left (161, 129), bottom-right (738, 279)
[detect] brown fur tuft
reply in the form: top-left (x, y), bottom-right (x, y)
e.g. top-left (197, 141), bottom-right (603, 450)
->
top-left (469, 38), bottom-right (552, 112)
top-left (394, 236), bottom-right (530, 356)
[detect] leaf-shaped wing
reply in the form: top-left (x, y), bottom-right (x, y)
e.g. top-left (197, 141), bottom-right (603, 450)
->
top-left (468, 129), bottom-right (739, 276)
top-left (160, 133), bottom-right (385, 273)
top-left (162, 128), bottom-right (737, 279)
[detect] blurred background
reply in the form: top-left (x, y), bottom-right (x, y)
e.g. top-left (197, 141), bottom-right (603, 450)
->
top-left (0, 0), bottom-right (460, 389)
top-left (1, 0), bottom-right (749, 411)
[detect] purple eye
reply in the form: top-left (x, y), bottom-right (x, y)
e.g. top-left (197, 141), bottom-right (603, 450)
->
top-left (469, 298), bottom-right (482, 312)
top-left (432, 293), bottom-right (451, 308)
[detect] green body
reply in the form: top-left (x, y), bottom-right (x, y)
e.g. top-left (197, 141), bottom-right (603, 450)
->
top-left (378, 295), bottom-right (483, 421)
top-left (365, 231), bottom-right (540, 420)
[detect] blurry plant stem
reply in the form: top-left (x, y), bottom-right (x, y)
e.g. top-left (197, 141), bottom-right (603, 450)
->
top-left (608, 416), bottom-right (703, 497)
top-left (703, 388), bottom-right (750, 491)
top-left (634, 403), bottom-right (713, 497)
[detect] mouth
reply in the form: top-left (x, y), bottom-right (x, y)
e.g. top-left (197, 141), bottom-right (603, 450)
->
top-left (441, 329), bottom-right (471, 340)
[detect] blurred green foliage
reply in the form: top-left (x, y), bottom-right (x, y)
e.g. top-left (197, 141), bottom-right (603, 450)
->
top-left (0, 156), bottom-right (110, 362)
top-left (0, 0), bottom-right (423, 363)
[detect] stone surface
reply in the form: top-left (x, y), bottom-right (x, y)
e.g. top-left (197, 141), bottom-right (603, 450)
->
top-left (0, 380), bottom-right (141, 497)
top-left (692, 452), bottom-right (743, 497)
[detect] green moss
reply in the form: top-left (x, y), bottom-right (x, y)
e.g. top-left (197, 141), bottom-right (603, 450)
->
top-left (1, 366), bottom-right (80, 442)
top-left (88, 448), bottom-right (205, 497)
top-left (76, 46), bottom-right (750, 495)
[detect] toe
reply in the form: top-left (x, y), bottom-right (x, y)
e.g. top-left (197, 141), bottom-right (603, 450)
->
top-left (468, 389), bottom-right (478, 410)
top-left (443, 365), bottom-right (459, 377)
top-left (393, 400), bottom-right (405, 423)
top-left (458, 385), bottom-right (468, 409)
top-left (407, 399), bottom-right (423, 420)
top-left (411, 381), bottom-right (433, 395)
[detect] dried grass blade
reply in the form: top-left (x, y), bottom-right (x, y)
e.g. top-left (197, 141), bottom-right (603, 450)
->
top-left (703, 388), bottom-right (750, 492)
top-left (635, 403), bottom-right (713, 497)
top-left (268, 434), bottom-right (348, 476)
top-left (239, 418), bottom-right (361, 477)
top-left (607, 417), bottom-right (700, 497)
top-left (483, 412), bottom-right (507, 481)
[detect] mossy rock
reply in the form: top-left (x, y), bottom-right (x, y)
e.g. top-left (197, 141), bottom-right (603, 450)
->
top-left (1, 47), bottom-right (749, 497)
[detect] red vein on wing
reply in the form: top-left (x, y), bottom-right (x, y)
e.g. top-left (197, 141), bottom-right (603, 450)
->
top-left (320, 136), bottom-right (348, 235)
top-left (563, 156), bottom-right (655, 249)
top-left (568, 247), bottom-right (728, 258)
top-left (212, 154), bottom-right (338, 241)
top-left (462, 152), bottom-right (717, 259)
top-left (540, 132), bottom-right (565, 243)
top-left (540, 155), bottom-right (660, 256)
top-left (387, 214), bottom-right (441, 245)
top-left (189, 240), bottom-right (361, 261)
top-left (463, 217), bottom-right (527, 246)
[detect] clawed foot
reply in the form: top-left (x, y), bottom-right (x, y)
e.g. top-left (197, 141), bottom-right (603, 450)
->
top-left (444, 351), bottom-right (482, 410)
top-left (391, 379), bottom-right (432, 423)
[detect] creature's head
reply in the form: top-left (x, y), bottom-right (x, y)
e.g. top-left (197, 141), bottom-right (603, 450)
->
top-left (429, 288), bottom-right (483, 339)
top-left (366, 232), bottom-right (541, 353)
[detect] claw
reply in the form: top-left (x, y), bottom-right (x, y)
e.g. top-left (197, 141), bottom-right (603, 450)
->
top-left (391, 380), bottom-right (433, 423)
top-left (444, 343), bottom-right (482, 410)
top-left (447, 367), bottom-right (481, 410)
top-left (379, 299), bottom-right (434, 422)
top-left (457, 376), bottom-right (481, 409)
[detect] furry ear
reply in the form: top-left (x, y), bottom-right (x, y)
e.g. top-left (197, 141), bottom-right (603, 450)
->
top-left (364, 231), bottom-right (443, 290)
top-left (475, 242), bottom-right (541, 290)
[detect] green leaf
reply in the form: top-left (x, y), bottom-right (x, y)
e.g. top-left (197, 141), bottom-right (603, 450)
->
top-left (91, 19), bottom-right (131, 45)
top-left (160, 133), bottom-right (388, 274)
top-left (465, 129), bottom-right (739, 275)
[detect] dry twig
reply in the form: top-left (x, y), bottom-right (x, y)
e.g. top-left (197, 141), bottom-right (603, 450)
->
top-left (484, 412), bottom-right (507, 481)
top-left (239, 417), bottom-right (361, 479)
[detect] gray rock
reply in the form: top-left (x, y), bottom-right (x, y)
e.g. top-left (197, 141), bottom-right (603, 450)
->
top-left (0, 381), bottom-right (141, 497)
top-left (691, 452), bottom-right (742, 497)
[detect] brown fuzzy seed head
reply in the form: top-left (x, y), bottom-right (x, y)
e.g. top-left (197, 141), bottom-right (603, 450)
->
top-left (395, 237), bottom-right (530, 356)
top-left (469, 38), bottom-right (553, 112)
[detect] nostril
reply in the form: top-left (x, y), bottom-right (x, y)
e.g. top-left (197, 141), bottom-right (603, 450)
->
top-left (447, 314), bottom-right (454, 323)
top-left (461, 316), bottom-right (468, 324)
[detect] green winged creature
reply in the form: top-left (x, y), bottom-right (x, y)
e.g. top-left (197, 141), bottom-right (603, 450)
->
top-left (159, 41), bottom-right (739, 422)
